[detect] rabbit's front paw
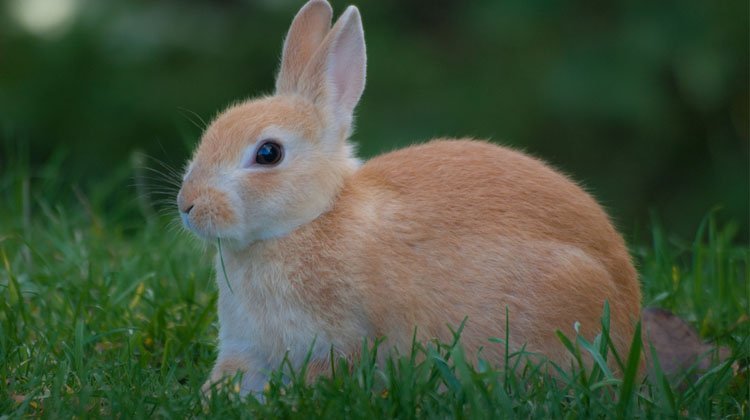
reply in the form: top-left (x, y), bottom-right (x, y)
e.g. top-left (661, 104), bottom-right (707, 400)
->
top-left (202, 358), bottom-right (268, 397)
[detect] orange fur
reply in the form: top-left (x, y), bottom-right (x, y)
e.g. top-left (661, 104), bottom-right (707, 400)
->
top-left (178, 1), bottom-right (642, 395)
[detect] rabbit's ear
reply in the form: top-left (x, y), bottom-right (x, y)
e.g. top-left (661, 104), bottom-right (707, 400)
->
top-left (299, 5), bottom-right (366, 131)
top-left (275, 0), bottom-right (333, 94)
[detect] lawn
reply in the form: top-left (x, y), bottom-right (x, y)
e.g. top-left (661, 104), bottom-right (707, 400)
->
top-left (0, 155), bottom-right (748, 418)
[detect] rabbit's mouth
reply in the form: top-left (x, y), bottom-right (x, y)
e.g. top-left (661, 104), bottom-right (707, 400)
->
top-left (180, 210), bottom-right (193, 231)
top-left (177, 182), bottom-right (239, 239)
top-left (180, 211), bottom-right (200, 236)
top-left (180, 211), bottom-right (216, 240)
top-left (180, 209), bottom-right (230, 241)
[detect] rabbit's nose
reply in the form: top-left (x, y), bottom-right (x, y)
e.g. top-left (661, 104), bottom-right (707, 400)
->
top-left (177, 188), bottom-right (195, 214)
top-left (178, 191), bottom-right (195, 228)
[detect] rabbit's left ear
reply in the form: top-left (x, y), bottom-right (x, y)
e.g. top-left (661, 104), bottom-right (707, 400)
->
top-left (298, 5), bottom-right (366, 131)
top-left (276, 0), bottom-right (333, 94)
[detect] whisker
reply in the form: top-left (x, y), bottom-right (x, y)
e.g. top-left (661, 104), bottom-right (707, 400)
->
top-left (141, 165), bottom-right (183, 181)
top-left (135, 172), bottom-right (182, 188)
top-left (177, 107), bottom-right (209, 132)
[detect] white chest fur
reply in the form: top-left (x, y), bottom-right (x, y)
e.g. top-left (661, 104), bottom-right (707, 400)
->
top-left (213, 250), bottom-right (335, 373)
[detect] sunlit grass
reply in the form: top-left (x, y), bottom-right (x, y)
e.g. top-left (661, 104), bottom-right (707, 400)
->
top-left (0, 157), bottom-right (747, 418)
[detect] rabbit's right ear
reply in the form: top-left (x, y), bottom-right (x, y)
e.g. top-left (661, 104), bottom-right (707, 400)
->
top-left (297, 6), bottom-right (366, 133)
top-left (275, 0), bottom-right (333, 94)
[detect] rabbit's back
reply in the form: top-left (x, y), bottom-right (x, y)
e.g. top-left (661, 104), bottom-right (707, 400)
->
top-left (354, 139), bottom-right (633, 279)
top-left (320, 139), bottom-right (641, 364)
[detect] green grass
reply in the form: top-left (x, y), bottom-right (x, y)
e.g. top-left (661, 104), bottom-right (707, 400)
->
top-left (0, 156), bottom-right (748, 418)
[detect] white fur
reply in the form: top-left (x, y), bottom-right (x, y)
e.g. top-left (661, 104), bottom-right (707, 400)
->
top-left (215, 247), bottom-right (360, 393)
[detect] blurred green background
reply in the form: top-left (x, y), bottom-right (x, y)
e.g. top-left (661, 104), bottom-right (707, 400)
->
top-left (0, 0), bottom-right (747, 240)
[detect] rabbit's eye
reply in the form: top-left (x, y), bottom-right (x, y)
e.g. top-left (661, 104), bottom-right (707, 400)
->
top-left (255, 141), bottom-right (283, 165)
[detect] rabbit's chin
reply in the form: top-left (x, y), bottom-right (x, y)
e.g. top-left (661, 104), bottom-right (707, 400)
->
top-left (183, 216), bottom-right (302, 249)
top-left (182, 223), bottom-right (220, 242)
top-left (181, 217), bottom-right (242, 245)
top-left (186, 228), bottom-right (254, 250)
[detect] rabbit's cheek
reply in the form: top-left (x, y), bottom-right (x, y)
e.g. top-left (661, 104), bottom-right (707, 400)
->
top-left (236, 174), bottom-right (285, 218)
top-left (241, 171), bottom-right (283, 197)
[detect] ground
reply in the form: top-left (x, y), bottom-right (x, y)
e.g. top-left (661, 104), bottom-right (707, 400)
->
top-left (0, 165), bottom-right (747, 417)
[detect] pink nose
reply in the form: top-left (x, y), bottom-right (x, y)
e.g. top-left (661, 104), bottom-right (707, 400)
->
top-left (177, 190), bottom-right (195, 214)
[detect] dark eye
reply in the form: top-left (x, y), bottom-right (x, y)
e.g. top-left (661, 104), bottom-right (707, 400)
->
top-left (255, 141), bottom-right (283, 165)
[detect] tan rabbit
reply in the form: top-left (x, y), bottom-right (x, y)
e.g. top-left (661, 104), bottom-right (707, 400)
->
top-left (177, 0), bottom-right (642, 394)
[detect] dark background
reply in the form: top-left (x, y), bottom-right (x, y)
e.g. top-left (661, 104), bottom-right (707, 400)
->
top-left (1, 0), bottom-right (747, 240)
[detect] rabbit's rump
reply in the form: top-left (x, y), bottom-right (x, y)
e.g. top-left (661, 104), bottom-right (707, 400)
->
top-left (281, 139), bottom-right (640, 369)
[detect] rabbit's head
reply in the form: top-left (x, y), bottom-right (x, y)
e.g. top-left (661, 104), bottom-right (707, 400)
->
top-left (177, 0), bottom-right (366, 246)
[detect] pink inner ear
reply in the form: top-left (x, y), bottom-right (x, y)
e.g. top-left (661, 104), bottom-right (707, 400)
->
top-left (331, 36), bottom-right (365, 114)
top-left (326, 8), bottom-right (366, 119)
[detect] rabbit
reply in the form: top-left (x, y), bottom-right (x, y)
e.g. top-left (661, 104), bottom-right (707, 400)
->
top-left (177, 0), bottom-right (642, 395)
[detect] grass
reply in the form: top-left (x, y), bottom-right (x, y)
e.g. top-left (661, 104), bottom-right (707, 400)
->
top-left (0, 154), bottom-right (748, 418)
